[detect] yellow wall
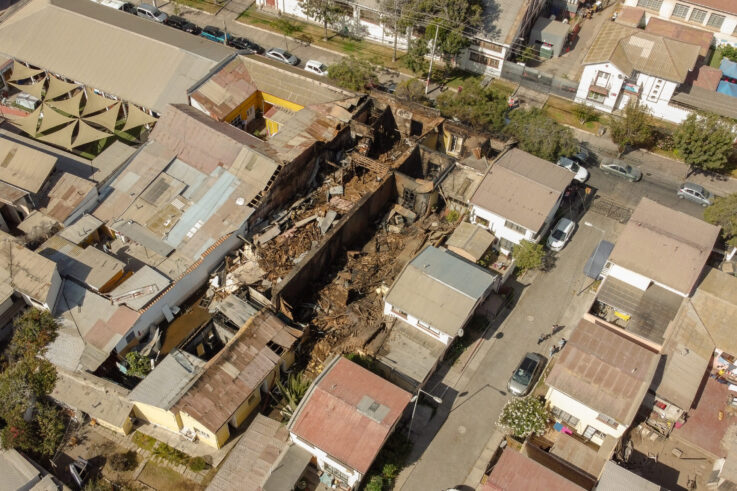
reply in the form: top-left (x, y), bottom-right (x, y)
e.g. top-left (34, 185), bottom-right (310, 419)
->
top-left (262, 92), bottom-right (304, 112)
top-left (132, 403), bottom-right (182, 433)
top-left (265, 119), bottom-right (280, 136)
top-left (282, 351), bottom-right (295, 370)
top-left (96, 416), bottom-right (133, 436)
top-left (224, 91), bottom-right (262, 124)
top-left (231, 390), bottom-right (261, 428)
top-left (179, 411), bottom-right (229, 449)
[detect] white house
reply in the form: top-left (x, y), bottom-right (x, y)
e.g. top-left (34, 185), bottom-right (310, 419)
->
top-left (288, 356), bottom-right (411, 489)
top-left (545, 319), bottom-right (659, 446)
top-left (469, 148), bottom-right (572, 255)
top-left (575, 21), bottom-right (701, 123)
top-left (254, 0), bottom-right (547, 77)
top-left (624, 0), bottom-right (737, 46)
top-left (383, 245), bottom-right (497, 346)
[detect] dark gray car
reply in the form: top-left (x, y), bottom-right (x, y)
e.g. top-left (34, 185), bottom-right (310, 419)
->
top-left (599, 158), bottom-right (642, 182)
top-left (507, 352), bottom-right (546, 396)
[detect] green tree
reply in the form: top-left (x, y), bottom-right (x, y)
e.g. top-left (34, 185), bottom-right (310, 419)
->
top-left (511, 240), bottom-right (546, 273)
top-left (327, 57), bottom-right (378, 91)
top-left (403, 38), bottom-right (429, 75)
top-left (8, 308), bottom-right (59, 361)
top-left (125, 352), bottom-right (151, 378)
top-left (299, 0), bottom-right (344, 40)
top-left (273, 18), bottom-right (303, 50)
top-left (610, 100), bottom-right (653, 155)
top-left (382, 0), bottom-right (418, 62)
top-left (572, 103), bottom-right (599, 125)
top-left (518, 45), bottom-right (537, 64)
top-left (0, 357), bottom-right (57, 420)
top-left (436, 79), bottom-right (508, 132)
top-left (365, 475), bottom-right (384, 491)
top-left (35, 402), bottom-right (65, 456)
top-left (275, 371), bottom-right (311, 420)
top-left (394, 78), bottom-right (427, 102)
top-left (0, 417), bottom-right (37, 452)
top-left (497, 396), bottom-right (549, 439)
top-left (673, 113), bottom-right (734, 175)
top-left (704, 193), bottom-right (737, 247)
top-left (505, 108), bottom-right (577, 161)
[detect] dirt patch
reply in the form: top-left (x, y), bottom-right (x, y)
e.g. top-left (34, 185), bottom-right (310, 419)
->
top-left (137, 461), bottom-right (203, 491)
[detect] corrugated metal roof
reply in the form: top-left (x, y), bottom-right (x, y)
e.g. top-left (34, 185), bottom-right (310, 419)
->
top-left (290, 357), bottom-right (411, 474)
top-left (0, 0), bottom-right (232, 113)
top-left (376, 320), bottom-right (446, 387)
top-left (546, 319), bottom-right (659, 425)
top-left (38, 235), bottom-right (124, 291)
top-left (128, 349), bottom-right (206, 409)
top-left (609, 198), bottom-right (719, 295)
top-left (40, 172), bottom-right (96, 223)
top-left (482, 448), bottom-right (584, 491)
top-left (644, 17), bottom-right (713, 58)
top-left (210, 294), bottom-right (259, 329)
top-left (691, 267), bottom-right (737, 355)
top-left (0, 180), bottom-right (28, 205)
top-left (57, 214), bottom-right (103, 245)
top-left (385, 246), bottom-right (496, 337)
top-left (173, 311), bottom-right (299, 432)
top-left (51, 368), bottom-right (132, 428)
top-left (0, 229), bottom-right (57, 303)
top-left (0, 135), bottom-right (56, 193)
top-left (108, 265), bottom-right (171, 311)
top-left (470, 149), bottom-right (572, 233)
top-left (596, 461), bottom-right (661, 491)
top-left (446, 222), bottom-right (494, 262)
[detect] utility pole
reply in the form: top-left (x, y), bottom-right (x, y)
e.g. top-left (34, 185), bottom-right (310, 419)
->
top-left (425, 24), bottom-right (439, 95)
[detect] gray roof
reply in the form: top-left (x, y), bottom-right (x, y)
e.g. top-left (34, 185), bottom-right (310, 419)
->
top-left (90, 141), bottom-right (137, 186)
top-left (0, 0), bottom-right (232, 113)
top-left (209, 294), bottom-right (259, 329)
top-left (57, 214), bottom-right (103, 245)
top-left (262, 444), bottom-right (312, 491)
top-left (483, 0), bottom-right (537, 45)
top-left (0, 449), bottom-right (44, 491)
top-left (51, 368), bottom-right (133, 429)
top-left (446, 222), bottom-right (494, 262)
top-left (38, 235), bottom-right (125, 291)
top-left (109, 220), bottom-right (175, 258)
top-left (470, 148), bottom-right (572, 233)
top-left (206, 414), bottom-right (290, 491)
top-left (385, 246), bottom-right (496, 337)
top-left (109, 265), bottom-right (171, 311)
top-left (596, 461), bottom-right (662, 491)
top-left (672, 85), bottom-right (737, 121)
top-left (546, 319), bottom-right (659, 425)
top-left (376, 319), bottom-right (446, 387)
top-left (691, 267), bottom-right (737, 355)
top-left (128, 349), bottom-right (206, 410)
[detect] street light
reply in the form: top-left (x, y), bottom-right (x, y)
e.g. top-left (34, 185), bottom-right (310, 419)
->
top-left (408, 389), bottom-right (443, 438)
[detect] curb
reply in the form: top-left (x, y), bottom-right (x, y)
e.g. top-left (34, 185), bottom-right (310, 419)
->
top-left (234, 16), bottom-right (349, 59)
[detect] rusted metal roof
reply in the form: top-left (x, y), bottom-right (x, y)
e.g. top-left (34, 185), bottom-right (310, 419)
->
top-left (0, 229), bottom-right (57, 304)
top-left (482, 448), bottom-right (584, 491)
top-left (40, 172), bottom-right (96, 223)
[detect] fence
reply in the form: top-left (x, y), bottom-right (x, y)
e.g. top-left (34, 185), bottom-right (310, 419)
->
top-left (500, 62), bottom-right (579, 101)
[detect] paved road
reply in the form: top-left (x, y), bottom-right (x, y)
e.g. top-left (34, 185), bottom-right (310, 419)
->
top-left (398, 210), bottom-right (625, 491)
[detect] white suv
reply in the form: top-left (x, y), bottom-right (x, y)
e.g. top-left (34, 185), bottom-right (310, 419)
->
top-left (555, 157), bottom-right (589, 183)
top-left (305, 60), bottom-right (328, 76)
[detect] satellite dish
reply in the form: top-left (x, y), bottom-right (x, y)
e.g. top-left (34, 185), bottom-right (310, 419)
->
top-left (458, 328), bottom-right (464, 338)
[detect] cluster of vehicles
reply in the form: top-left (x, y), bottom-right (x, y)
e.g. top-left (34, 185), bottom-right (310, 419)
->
top-left (95, 1), bottom-right (330, 75)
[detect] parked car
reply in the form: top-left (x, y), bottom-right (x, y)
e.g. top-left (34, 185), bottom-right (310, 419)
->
top-left (507, 353), bottom-right (546, 396)
top-left (164, 15), bottom-right (202, 35)
top-left (304, 60), bottom-right (328, 76)
top-left (599, 158), bottom-right (642, 182)
top-left (265, 48), bottom-right (300, 66)
top-left (547, 217), bottom-right (575, 251)
top-left (677, 182), bottom-right (714, 207)
top-left (201, 26), bottom-right (230, 44)
top-left (120, 2), bottom-right (136, 13)
top-left (555, 157), bottom-right (589, 183)
top-left (569, 146), bottom-right (594, 166)
top-left (228, 36), bottom-right (264, 53)
top-left (136, 3), bottom-right (168, 22)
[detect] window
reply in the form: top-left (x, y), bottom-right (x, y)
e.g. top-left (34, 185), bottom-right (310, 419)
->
top-left (594, 71), bottom-right (610, 88)
top-left (671, 3), bottom-right (689, 18)
top-left (469, 51), bottom-right (500, 68)
top-left (448, 134), bottom-right (463, 154)
top-left (498, 237), bottom-right (515, 252)
top-left (597, 413), bottom-right (618, 428)
top-left (323, 462), bottom-right (351, 483)
top-left (636, 0), bottom-right (663, 11)
top-left (707, 13), bottom-right (725, 29)
top-left (647, 78), bottom-right (664, 102)
top-left (474, 216), bottom-right (489, 227)
top-left (587, 90), bottom-right (607, 103)
top-left (583, 425), bottom-right (605, 440)
top-left (504, 220), bottom-right (526, 234)
top-left (689, 8), bottom-right (707, 23)
top-left (391, 306), bottom-right (408, 319)
top-left (551, 406), bottom-right (580, 427)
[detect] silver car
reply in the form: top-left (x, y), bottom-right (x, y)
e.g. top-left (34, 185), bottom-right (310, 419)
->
top-left (265, 48), bottom-right (300, 66)
top-left (136, 3), bottom-right (167, 22)
top-left (507, 352), bottom-right (546, 396)
top-left (677, 182), bottom-right (713, 207)
top-left (599, 158), bottom-right (643, 182)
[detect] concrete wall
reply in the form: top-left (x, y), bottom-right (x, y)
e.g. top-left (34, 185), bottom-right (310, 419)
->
top-left (470, 205), bottom-right (536, 255)
top-left (575, 63), bottom-right (627, 113)
top-left (382, 303), bottom-right (453, 345)
top-left (180, 411), bottom-right (229, 448)
top-left (132, 402), bottom-right (182, 433)
top-left (273, 173), bottom-right (397, 307)
top-left (291, 435), bottom-right (363, 488)
top-left (606, 263), bottom-right (689, 297)
top-left (546, 387), bottom-right (627, 444)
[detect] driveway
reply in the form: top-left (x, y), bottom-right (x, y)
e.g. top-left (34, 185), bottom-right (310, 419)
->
top-left (396, 210), bottom-right (625, 491)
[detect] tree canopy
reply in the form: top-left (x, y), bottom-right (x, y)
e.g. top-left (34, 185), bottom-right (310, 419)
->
top-left (497, 396), bottom-right (549, 438)
top-left (505, 108), bottom-right (578, 161)
top-left (511, 240), bottom-right (546, 273)
top-left (327, 56), bottom-right (378, 91)
top-left (436, 79), bottom-right (507, 133)
top-left (610, 101), bottom-right (653, 153)
top-left (7, 308), bottom-right (59, 361)
top-left (299, 0), bottom-right (345, 40)
top-left (704, 193), bottom-right (737, 248)
top-left (673, 113), bottom-right (734, 174)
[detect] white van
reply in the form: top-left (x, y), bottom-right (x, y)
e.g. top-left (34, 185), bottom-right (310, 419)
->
top-left (90, 0), bottom-right (126, 9)
top-left (304, 60), bottom-right (328, 76)
top-left (137, 4), bottom-right (168, 22)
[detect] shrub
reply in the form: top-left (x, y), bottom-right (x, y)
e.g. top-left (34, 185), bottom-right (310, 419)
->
top-left (109, 451), bottom-right (138, 472)
top-left (497, 396), bottom-right (549, 438)
top-left (511, 240), bottom-right (545, 273)
top-left (189, 456), bottom-right (208, 472)
top-left (365, 475), bottom-right (384, 491)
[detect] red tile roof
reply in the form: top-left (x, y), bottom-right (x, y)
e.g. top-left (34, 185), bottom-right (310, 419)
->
top-left (690, 0), bottom-right (737, 15)
top-left (689, 65), bottom-right (723, 91)
top-left (290, 357), bottom-right (411, 474)
top-left (672, 377), bottom-right (733, 458)
top-left (481, 448), bottom-right (584, 491)
top-left (645, 17), bottom-right (714, 57)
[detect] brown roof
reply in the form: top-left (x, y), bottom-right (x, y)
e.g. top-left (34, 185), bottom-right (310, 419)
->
top-left (0, 136), bottom-right (57, 193)
top-left (470, 149), bottom-right (572, 233)
top-left (481, 448), bottom-right (583, 491)
top-left (174, 311), bottom-right (299, 433)
top-left (645, 17), bottom-right (714, 58)
top-left (546, 319), bottom-right (659, 425)
top-left (687, 65), bottom-right (723, 91)
top-left (40, 173), bottom-right (96, 223)
top-left (0, 180), bottom-right (28, 206)
top-left (190, 57), bottom-right (259, 121)
top-left (616, 6), bottom-right (645, 27)
top-left (608, 198), bottom-right (720, 295)
top-left (38, 235), bottom-right (124, 292)
top-left (0, 230), bottom-right (57, 304)
top-left (289, 356), bottom-right (411, 474)
top-left (689, 0), bottom-right (737, 15)
top-left (584, 21), bottom-right (701, 82)
top-left (691, 267), bottom-right (737, 354)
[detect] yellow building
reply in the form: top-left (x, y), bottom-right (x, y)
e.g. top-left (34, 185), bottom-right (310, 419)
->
top-left (128, 310), bottom-right (300, 448)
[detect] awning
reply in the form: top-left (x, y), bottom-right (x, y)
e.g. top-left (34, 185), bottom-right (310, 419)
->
top-left (36, 121), bottom-right (76, 149)
top-left (72, 120), bottom-right (111, 148)
top-left (38, 103), bottom-right (76, 134)
top-left (583, 240), bottom-right (614, 279)
top-left (83, 101), bottom-right (120, 132)
top-left (45, 75), bottom-right (80, 100)
top-left (721, 58), bottom-right (737, 79)
top-left (588, 84), bottom-right (609, 96)
top-left (9, 104), bottom-right (41, 136)
top-left (10, 80), bottom-right (44, 100)
top-left (83, 90), bottom-right (116, 116)
top-left (262, 445), bottom-right (312, 491)
top-left (47, 90), bottom-right (84, 117)
top-left (8, 60), bottom-right (44, 82)
top-left (122, 104), bottom-right (157, 131)
top-left (717, 80), bottom-right (737, 98)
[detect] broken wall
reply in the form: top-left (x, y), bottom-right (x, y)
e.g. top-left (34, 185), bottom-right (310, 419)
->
top-left (394, 172), bottom-right (437, 218)
top-left (273, 173), bottom-right (397, 307)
